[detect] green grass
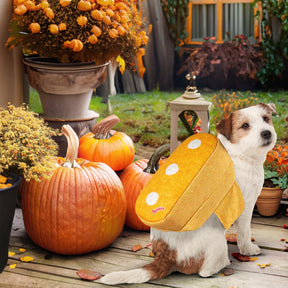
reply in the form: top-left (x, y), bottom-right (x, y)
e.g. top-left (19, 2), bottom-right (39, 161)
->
top-left (30, 89), bottom-right (288, 151)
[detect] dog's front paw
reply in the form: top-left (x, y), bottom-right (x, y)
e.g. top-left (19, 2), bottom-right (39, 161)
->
top-left (239, 242), bottom-right (260, 256)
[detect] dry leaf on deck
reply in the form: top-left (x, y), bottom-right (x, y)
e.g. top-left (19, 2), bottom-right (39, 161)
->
top-left (76, 269), bottom-right (102, 281)
top-left (132, 244), bottom-right (143, 252)
top-left (221, 267), bottom-right (234, 276)
top-left (232, 253), bottom-right (257, 262)
top-left (20, 256), bottom-right (34, 262)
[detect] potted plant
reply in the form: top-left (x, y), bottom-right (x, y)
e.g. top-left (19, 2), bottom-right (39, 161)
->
top-left (0, 104), bottom-right (58, 273)
top-left (6, 0), bottom-right (149, 120)
top-left (256, 144), bottom-right (288, 216)
top-left (178, 35), bottom-right (264, 90)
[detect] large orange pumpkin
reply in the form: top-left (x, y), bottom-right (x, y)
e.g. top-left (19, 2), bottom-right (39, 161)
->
top-left (78, 114), bottom-right (134, 171)
top-left (21, 125), bottom-right (126, 255)
top-left (119, 144), bottom-right (169, 231)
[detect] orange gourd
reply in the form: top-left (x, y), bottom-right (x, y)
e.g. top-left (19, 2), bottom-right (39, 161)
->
top-left (21, 125), bottom-right (126, 255)
top-left (119, 144), bottom-right (169, 231)
top-left (79, 115), bottom-right (134, 171)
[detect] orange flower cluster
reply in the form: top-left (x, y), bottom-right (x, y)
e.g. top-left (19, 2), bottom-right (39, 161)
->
top-left (265, 144), bottom-right (288, 176)
top-left (7, 0), bottom-right (149, 66)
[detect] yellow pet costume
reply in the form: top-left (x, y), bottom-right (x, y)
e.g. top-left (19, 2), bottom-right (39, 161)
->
top-left (135, 133), bottom-right (244, 232)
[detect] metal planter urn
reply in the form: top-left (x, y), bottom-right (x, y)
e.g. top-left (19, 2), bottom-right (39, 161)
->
top-left (24, 56), bottom-right (109, 121)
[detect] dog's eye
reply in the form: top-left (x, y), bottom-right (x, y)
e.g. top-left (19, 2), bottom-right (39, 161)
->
top-left (263, 116), bottom-right (269, 123)
top-left (241, 123), bottom-right (249, 129)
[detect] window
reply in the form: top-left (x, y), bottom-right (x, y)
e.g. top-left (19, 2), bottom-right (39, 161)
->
top-left (186, 0), bottom-right (260, 44)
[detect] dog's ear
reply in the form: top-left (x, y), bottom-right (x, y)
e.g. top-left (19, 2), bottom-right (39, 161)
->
top-left (216, 114), bottom-right (233, 140)
top-left (259, 103), bottom-right (278, 116)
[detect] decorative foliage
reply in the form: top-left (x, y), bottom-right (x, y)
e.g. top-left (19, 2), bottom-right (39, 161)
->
top-left (179, 36), bottom-right (264, 82)
top-left (254, 0), bottom-right (288, 87)
top-left (160, 0), bottom-right (189, 49)
top-left (0, 104), bottom-right (59, 181)
top-left (264, 144), bottom-right (288, 189)
top-left (21, 125), bottom-right (126, 255)
top-left (211, 91), bottom-right (258, 123)
top-left (6, 0), bottom-right (149, 66)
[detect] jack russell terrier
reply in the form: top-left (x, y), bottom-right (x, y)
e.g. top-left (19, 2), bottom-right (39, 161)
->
top-left (101, 103), bottom-right (277, 285)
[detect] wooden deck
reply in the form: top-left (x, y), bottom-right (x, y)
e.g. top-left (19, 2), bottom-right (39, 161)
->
top-left (1, 206), bottom-right (288, 288)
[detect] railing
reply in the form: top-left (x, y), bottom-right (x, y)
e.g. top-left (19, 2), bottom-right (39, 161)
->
top-left (186, 0), bottom-right (261, 44)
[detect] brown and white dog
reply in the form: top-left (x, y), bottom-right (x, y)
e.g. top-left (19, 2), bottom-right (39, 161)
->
top-left (101, 103), bottom-right (277, 285)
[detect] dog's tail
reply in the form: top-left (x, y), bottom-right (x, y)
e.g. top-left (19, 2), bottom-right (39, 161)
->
top-left (101, 256), bottom-right (173, 285)
top-left (100, 268), bottom-right (151, 285)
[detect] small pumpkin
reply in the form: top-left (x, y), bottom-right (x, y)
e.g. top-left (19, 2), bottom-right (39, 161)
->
top-left (21, 125), bottom-right (126, 255)
top-left (119, 144), bottom-right (170, 231)
top-left (79, 115), bottom-right (134, 171)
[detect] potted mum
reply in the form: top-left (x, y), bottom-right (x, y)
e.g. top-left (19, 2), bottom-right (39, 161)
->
top-left (6, 0), bottom-right (149, 120)
top-left (0, 104), bottom-right (58, 273)
top-left (256, 144), bottom-right (288, 216)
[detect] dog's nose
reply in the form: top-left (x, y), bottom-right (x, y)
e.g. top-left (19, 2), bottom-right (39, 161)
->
top-left (261, 130), bottom-right (272, 140)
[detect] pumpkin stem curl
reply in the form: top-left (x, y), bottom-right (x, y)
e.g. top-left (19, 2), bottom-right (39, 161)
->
top-left (91, 114), bottom-right (120, 139)
top-left (143, 144), bottom-right (170, 174)
top-left (61, 125), bottom-right (81, 168)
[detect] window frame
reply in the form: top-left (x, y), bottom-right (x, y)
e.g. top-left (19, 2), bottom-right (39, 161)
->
top-left (185, 0), bottom-right (261, 45)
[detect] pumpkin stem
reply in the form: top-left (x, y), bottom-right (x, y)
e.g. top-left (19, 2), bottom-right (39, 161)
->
top-left (61, 125), bottom-right (81, 168)
top-left (143, 144), bottom-right (170, 174)
top-left (91, 114), bottom-right (120, 139)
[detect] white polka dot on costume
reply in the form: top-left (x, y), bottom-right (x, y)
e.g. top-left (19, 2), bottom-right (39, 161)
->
top-left (188, 139), bottom-right (201, 149)
top-left (146, 192), bottom-right (159, 206)
top-left (165, 163), bottom-right (179, 176)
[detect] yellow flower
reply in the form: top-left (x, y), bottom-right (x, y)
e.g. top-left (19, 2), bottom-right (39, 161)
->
top-left (116, 55), bottom-right (125, 74)
top-left (44, 8), bottom-right (54, 19)
top-left (88, 34), bottom-right (98, 44)
top-left (91, 25), bottom-right (102, 37)
top-left (14, 5), bottom-right (27, 16)
top-left (97, 0), bottom-right (114, 6)
top-left (91, 9), bottom-right (103, 21)
top-left (109, 28), bottom-right (118, 38)
top-left (117, 25), bottom-right (126, 36)
top-left (58, 23), bottom-right (67, 31)
top-left (78, 0), bottom-right (91, 11)
top-left (60, 0), bottom-right (71, 7)
top-left (40, 1), bottom-right (49, 9)
top-left (24, 1), bottom-right (35, 10)
top-left (77, 15), bottom-right (87, 27)
top-left (49, 24), bottom-right (59, 34)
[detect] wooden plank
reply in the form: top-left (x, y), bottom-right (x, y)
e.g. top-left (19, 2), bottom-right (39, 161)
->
top-left (7, 209), bottom-right (288, 287)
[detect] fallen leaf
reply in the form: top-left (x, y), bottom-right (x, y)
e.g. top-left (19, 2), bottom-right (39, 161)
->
top-left (8, 252), bottom-right (15, 256)
top-left (149, 251), bottom-right (154, 257)
top-left (232, 253), bottom-right (253, 262)
top-left (9, 264), bottom-right (17, 269)
top-left (221, 267), bottom-right (234, 276)
top-left (226, 233), bottom-right (255, 243)
top-left (76, 269), bottom-right (102, 281)
top-left (132, 244), bottom-right (142, 252)
top-left (20, 256), bottom-right (34, 262)
top-left (257, 263), bottom-right (270, 268)
top-left (19, 248), bottom-right (26, 252)
top-left (145, 243), bottom-right (152, 248)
